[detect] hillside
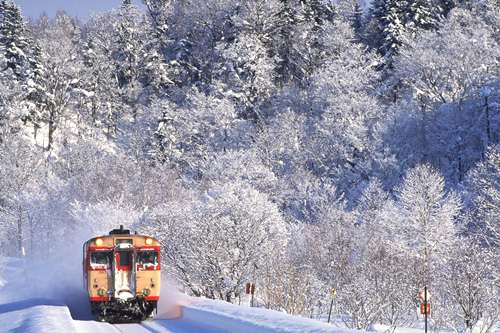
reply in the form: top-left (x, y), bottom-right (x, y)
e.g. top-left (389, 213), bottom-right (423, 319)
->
top-left (0, 0), bottom-right (498, 332)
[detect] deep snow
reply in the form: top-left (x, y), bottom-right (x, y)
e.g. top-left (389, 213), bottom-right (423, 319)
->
top-left (0, 256), bottom-right (359, 333)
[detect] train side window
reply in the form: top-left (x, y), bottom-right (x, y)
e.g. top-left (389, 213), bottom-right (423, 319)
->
top-left (90, 251), bottom-right (111, 269)
top-left (136, 251), bottom-right (158, 268)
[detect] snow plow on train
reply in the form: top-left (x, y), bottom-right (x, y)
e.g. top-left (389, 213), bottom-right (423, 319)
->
top-left (83, 226), bottom-right (161, 323)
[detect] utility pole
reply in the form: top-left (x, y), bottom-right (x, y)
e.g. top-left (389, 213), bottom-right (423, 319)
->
top-left (419, 286), bottom-right (431, 333)
top-left (424, 243), bottom-right (428, 333)
top-left (423, 210), bottom-right (430, 333)
top-left (424, 285), bottom-right (428, 333)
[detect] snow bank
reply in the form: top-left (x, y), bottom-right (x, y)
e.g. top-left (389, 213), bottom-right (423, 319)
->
top-left (153, 281), bottom-right (357, 333)
top-left (176, 297), bottom-right (357, 333)
top-left (0, 257), bottom-right (78, 333)
top-left (0, 301), bottom-right (77, 333)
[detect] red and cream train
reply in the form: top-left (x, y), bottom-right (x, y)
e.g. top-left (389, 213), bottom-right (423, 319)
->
top-left (83, 226), bottom-right (161, 322)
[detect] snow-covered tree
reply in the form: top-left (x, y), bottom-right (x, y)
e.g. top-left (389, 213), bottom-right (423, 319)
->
top-left (273, 0), bottom-right (300, 85)
top-left (258, 226), bottom-right (326, 315)
top-left (355, 178), bottom-right (390, 225)
top-left (270, 0), bottom-right (336, 85)
top-left (112, 1), bottom-right (174, 106)
top-left (389, 164), bottom-right (461, 291)
top-left (112, 1), bottom-right (146, 113)
top-left (76, 33), bottom-right (117, 132)
top-left (440, 238), bottom-right (499, 332)
top-left (0, 1), bottom-right (48, 137)
top-left (367, 0), bottom-right (444, 59)
top-left (304, 202), bottom-right (355, 291)
top-left (152, 91), bottom-right (238, 175)
top-left (146, 183), bottom-right (288, 302)
top-left (221, 32), bottom-right (276, 120)
top-left (394, 8), bottom-right (498, 107)
top-left (466, 145), bottom-right (500, 247)
top-left (201, 149), bottom-right (277, 195)
top-left (390, 8), bottom-right (498, 181)
top-left (0, 1), bottom-right (30, 79)
top-left (165, 0), bottom-right (237, 87)
top-left (0, 134), bottom-right (44, 255)
top-left (33, 12), bottom-right (82, 149)
top-left (305, 22), bottom-right (387, 198)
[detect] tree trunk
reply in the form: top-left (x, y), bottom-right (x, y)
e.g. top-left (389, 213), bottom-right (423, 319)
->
top-left (458, 156), bottom-right (463, 182)
top-left (485, 95), bottom-right (491, 143)
top-left (17, 207), bottom-right (23, 257)
top-left (420, 104), bottom-right (428, 161)
top-left (457, 101), bottom-right (464, 181)
top-left (47, 109), bottom-right (55, 151)
top-left (29, 212), bottom-right (34, 257)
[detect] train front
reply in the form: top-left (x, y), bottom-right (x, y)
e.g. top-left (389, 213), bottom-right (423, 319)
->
top-left (83, 226), bottom-right (161, 322)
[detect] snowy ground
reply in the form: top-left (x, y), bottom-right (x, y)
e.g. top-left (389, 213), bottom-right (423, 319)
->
top-left (0, 256), bottom-right (359, 333)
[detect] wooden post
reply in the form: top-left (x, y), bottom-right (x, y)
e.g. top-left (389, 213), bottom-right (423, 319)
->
top-left (327, 299), bottom-right (334, 323)
top-left (328, 288), bottom-right (337, 323)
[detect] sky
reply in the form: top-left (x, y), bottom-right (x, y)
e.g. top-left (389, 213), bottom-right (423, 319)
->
top-left (13, 0), bottom-right (144, 20)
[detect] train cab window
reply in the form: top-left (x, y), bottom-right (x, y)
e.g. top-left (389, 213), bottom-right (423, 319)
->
top-left (119, 251), bottom-right (132, 266)
top-left (136, 251), bottom-right (159, 270)
top-left (90, 251), bottom-right (111, 269)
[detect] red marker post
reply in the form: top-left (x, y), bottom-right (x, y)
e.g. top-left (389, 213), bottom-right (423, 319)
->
top-left (420, 303), bottom-right (430, 315)
top-left (246, 283), bottom-right (256, 307)
top-left (419, 287), bottom-right (431, 333)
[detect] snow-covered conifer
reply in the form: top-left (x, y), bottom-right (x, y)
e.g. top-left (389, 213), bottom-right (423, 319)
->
top-left (367, 0), bottom-right (443, 59)
top-left (0, 1), bottom-right (30, 78)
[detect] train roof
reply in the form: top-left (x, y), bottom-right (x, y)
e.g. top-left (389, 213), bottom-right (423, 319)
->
top-left (84, 225), bottom-right (159, 246)
top-left (109, 225), bottom-right (131, 235)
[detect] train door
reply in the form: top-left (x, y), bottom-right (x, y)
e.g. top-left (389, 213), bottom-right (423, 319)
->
top-left (114, 250), bottom-right (136, 300)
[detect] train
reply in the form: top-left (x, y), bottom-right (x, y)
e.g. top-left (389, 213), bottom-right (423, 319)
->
top-left (83, 226), bottom-right (161, 323)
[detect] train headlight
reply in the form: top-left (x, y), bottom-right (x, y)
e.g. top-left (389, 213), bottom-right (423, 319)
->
top-left (95, 238), bottom-right (103, 246)
top-left (97, 288), bottom-right (106, 296)
top-left (142, 288), bottom-right (151, 296)
top-left (145, 238), bottom-right (153, 245)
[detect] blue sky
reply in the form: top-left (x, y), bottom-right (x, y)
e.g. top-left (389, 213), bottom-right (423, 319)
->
top-left (14, 0), bottom-right (144, 20)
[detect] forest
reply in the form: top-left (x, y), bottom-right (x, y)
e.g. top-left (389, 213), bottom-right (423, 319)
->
top-left (0, 0), bottom-right (498, 331)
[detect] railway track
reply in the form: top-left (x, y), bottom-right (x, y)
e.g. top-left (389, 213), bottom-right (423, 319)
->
top-left (113, 323), bottom-right (156, 333)
top-left (74, 319), bottom-right (174, 333)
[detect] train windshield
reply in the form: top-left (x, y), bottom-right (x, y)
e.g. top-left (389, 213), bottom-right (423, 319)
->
top-left (136, 251), bottom-right (158, 269)
top-left (90, 251), bottom-right (112, 269)
top-left (119, 251), bottom-right (131, 266)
